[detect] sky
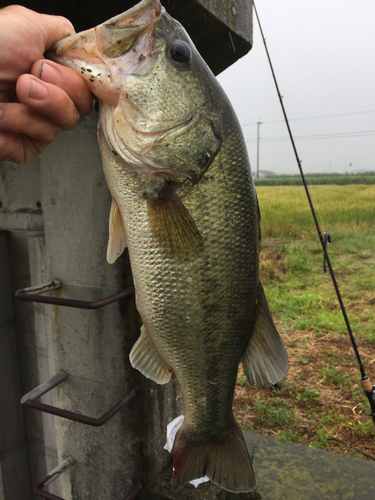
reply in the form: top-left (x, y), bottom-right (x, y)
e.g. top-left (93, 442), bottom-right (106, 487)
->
top-left (216, 0), bottom-right (375, 175)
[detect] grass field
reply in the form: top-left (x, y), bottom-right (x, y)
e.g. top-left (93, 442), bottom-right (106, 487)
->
top-left (234, 183), bottom-right (375, 460)
top-left (256, 184), bottom-right (375, 238)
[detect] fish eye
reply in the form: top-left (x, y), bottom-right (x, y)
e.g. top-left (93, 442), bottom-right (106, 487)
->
top-left (169, 41), bottom-right (191, 64)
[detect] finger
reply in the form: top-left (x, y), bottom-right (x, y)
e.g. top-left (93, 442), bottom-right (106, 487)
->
top-left (0, 130), bottom-right (50, 165)
top-left (16, 75), bottom-right (80, 130)
top-left (31, 60), bottom-right (94, 117)
top-left (0, 101), bottom-right (62, 141)
top-left (0, 5), bottom-right (75, 51)
top-left (27, 10), bottom-right (75, 50)
top-left (38, 12), bottom-right (75, 48)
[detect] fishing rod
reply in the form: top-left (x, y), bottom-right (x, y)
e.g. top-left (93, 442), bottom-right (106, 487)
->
top-left (252, 1), bottom-right (375, 425)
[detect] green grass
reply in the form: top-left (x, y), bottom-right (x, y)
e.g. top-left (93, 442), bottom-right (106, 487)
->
top-left (255, 396), bottom-right (295, 427)
top-left (277, 430), bottom-right (300, 442)
top-left (312, 428), bottom-right (335, 449)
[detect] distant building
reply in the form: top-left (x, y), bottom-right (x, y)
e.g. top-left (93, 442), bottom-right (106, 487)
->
top-left (255, 170), bottom-right (276, 178)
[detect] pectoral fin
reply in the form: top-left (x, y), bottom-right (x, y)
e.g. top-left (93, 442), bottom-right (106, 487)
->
top-left (129, 325), bottom-right (172, 385)
top-left (241, 283), bottom-right (288, 387)
top-left (145, 181), bottom-right (203, 257)
top-left (107, 198), bottom-right (127, 264)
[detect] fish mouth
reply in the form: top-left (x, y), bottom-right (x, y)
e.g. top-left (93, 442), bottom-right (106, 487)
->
top-left (47, 0), bottom-right (163, 106)
top-left (51, 0), bottom-right (162, 57)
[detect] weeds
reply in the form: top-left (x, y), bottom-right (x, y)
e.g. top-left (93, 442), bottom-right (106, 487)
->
top-left (277, 430), bottom-right (300, 442)
top-left (296, 388), bottom-right (320, 404)
top-left (321, 360), bottom-right (351, 387)
top-left (236, 374), bottom-right (248, 387)
top-left (298, 355), bottom-right (310, 365)
top-left (313, 429), bottom-right (334, 449)
top-left (254, 396), bottom-right (294, 427)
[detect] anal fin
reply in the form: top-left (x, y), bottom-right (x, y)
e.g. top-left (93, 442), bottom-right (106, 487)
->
top-left (241, 282), bottom-right (289, 387)
top-left (107, 198), bottom-right (127, 264)
top-left (129, 325), bottom-right (172, 385)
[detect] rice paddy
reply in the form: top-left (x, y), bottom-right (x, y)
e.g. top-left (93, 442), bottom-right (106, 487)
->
top-left (256, 184), bottom-right (375, 238)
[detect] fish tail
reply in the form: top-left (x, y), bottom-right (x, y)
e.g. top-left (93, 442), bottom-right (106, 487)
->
top-left (170, 418), bottom-right (255, 493)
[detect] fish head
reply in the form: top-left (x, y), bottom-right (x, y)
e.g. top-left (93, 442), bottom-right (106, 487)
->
top-left (48, 0), bottom-right (223, 179)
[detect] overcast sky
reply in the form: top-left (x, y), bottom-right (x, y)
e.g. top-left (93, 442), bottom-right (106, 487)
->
top-left (216, 0), bottom-right (375, 175)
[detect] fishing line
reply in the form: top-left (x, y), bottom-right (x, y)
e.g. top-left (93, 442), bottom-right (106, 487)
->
top-left (252, 1), bottom-right (375, 422)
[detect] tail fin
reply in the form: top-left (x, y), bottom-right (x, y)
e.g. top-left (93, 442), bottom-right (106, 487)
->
top-left (170, 419), bottom-right (255, 493)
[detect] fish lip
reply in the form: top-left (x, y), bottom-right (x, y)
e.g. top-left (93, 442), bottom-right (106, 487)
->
top-left (48, 0), bottom-right (163, 63)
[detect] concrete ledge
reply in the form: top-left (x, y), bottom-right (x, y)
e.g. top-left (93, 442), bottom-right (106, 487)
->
top-left (244, 431), bottom-right (375, 500)
top-left (8, 0), bottom-right (252, 75)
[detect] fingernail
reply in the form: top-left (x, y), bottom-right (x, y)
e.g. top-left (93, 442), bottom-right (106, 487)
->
top-left (40, 62), bottom-right (61, 84)
top-left (29, 78), bottom-right (49, 100)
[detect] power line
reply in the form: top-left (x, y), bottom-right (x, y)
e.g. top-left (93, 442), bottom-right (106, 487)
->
top-left (242, 109), bottom-right (375, 127)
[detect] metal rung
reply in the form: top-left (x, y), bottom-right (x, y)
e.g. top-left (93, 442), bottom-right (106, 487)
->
top-left (124, 481), bottom-right (143, 500)
top-left (21, 371), bottom-right (68, 404)
top-left (21, 372), bottom-right (139, 426)
top-left (15, 279), bottom-right (134, 309)
top-left (34, 456), bottom-right (74, 500)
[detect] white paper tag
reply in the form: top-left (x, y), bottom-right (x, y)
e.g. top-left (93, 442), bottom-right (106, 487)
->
top-left (164, 415), bottom-right (210, 488)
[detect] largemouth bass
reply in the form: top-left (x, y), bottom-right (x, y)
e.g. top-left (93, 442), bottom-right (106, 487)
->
top-left (49, 0), bottom-right (288, 493)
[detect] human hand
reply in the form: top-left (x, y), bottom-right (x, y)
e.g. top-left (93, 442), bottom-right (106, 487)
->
top-left (0, 5), bottom-right (94, 165)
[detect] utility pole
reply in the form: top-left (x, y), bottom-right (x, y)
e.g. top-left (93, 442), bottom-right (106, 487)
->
top-left (256, 119), bottom-right (262, 179)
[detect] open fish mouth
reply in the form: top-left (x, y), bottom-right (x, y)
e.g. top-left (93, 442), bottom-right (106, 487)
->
top-left (48, 0), bottom-right (163, 108)
top-left (50, 0), bottom-right (162, 59)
